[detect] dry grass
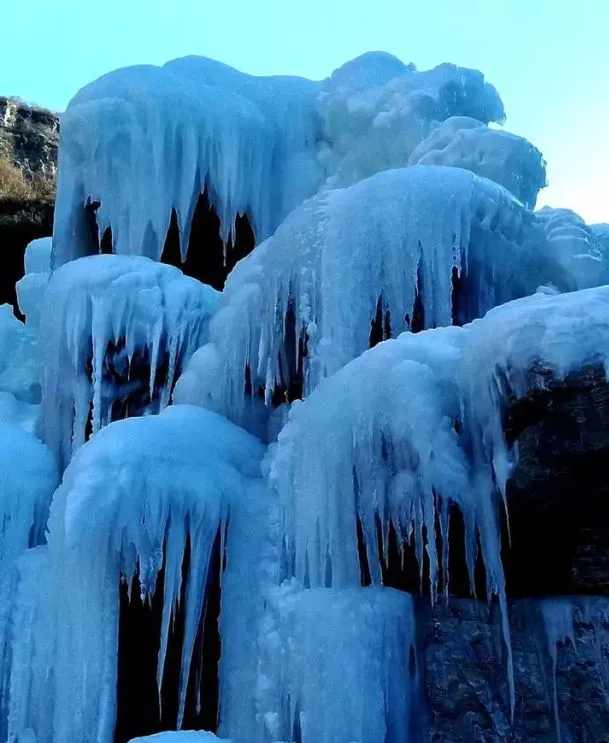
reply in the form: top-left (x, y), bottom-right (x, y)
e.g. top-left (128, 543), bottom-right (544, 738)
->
top-left (0, 156), bottom-right (55, 202)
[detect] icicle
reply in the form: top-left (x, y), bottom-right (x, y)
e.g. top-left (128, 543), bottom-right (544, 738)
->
top-left (541, 599), bottom-right (576, 743)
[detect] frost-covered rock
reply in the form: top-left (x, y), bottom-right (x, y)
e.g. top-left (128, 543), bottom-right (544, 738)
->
top-left (40, 254), bottom-right (219, 468)
top-left (409, 116), bottom-right (546, 208)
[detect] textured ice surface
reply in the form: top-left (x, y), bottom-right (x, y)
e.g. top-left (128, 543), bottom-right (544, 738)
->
top-left (273, 284), bottom-right (609, 590)
top-left (0, 424), bottom-right (57, 563)
top-left (40, 254), bottom-right (219, 468)
top-left (5, 406), bottom-right (263, 743)
top-left (175, 165), bottom-right (575, 433)
top-left (52, 52), bottom-right (506, 267)
top-left (256, 584), bottom-right (416, 743)
top-left (409, 116), bottom-right (546, 208)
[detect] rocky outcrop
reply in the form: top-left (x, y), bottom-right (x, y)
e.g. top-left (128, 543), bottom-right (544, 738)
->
top-left (0, 97), bottom-right (58, 311)
top-left (0, 96), bottom-right (58, 179)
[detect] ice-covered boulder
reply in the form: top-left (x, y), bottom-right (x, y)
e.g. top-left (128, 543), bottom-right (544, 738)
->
top-left (409, 116), bottom-right (546, 208)
top-left (39, 254), bottom-right (219, 468)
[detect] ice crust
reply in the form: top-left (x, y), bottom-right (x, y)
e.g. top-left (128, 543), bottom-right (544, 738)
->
top-left (52, 53), bottom-right (506, 268)
top-left (39, 254), bottom-right (219, 468)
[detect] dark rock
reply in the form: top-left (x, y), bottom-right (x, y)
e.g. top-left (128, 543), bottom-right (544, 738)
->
top-left (420, 597), bottom-right (609, 742)
top-left (503, 365), bottom-right (609, 597)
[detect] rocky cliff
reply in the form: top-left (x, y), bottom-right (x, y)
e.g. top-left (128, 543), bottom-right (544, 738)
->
top-left (0, 96), bottom-right (58, 312)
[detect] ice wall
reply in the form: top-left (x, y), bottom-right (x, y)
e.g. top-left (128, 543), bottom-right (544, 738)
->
top-left (4, 406), bottom-right (263, 743)
top-left (52, 52), bottom-right (507, 269)
top-left (40, 255), bottom-right (219, 469)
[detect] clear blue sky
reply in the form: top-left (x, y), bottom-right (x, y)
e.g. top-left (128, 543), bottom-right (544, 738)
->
top-left (2, 0), bottom-right (607, 222)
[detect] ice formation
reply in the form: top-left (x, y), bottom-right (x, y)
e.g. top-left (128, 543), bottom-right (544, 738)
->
top-left (175, 165), bottom-right (581, 432)
top-left (2, 48), bottom-right (608, 743)
top-left (4, 406), bottom-right (263, 743)
top-left (52, 52), bottom-right (504, 268)
top-left (408, 116), bottom-right (546, 208)
top-left (40, 255), bottom-right (219, 468)
top-left (536, 207), bottom-right (609, 290)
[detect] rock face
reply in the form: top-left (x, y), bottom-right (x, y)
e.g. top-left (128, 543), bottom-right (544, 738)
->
top-left (422, 598), bottom-right (609, 743)
top-left (419, 367), bottom-right (609, 742)
top-left (0, 97), bottom-right (58, 179)
top-left (0, 97), bottom-right (58, 311)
